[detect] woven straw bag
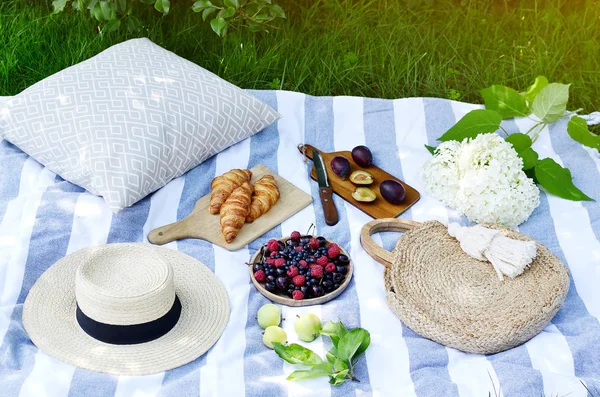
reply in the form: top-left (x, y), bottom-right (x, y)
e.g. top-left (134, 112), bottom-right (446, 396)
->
top-left (360, 219), bottom-right (570, 354)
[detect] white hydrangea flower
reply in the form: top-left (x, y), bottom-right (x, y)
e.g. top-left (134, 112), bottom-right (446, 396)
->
top-left (421, 133), bottom-right (540, 227)
top-left (420, 140), bottom-right (462, 208)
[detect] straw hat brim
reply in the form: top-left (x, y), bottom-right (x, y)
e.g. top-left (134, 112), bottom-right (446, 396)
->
top-left (22, 244), bottom-right (230, 376)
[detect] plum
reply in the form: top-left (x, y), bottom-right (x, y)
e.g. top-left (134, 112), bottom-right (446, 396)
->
top-left (330, 156), bottom-right (351, 180)
top-left (352, 187), bottom-right (377, 202)
top-left (349, 170), bottom-right (373, 185)
top-left (352, 146), bottom-right (373, 167)
top-left (380, 179), bottom-right (406, 204)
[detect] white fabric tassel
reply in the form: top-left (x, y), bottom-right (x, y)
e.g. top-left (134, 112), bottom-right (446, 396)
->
top-left (447, 223), bottom-right (537, 281)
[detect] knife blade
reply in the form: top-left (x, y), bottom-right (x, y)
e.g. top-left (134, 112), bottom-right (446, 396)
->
top-left (313, 150), bottom-right (339, 226)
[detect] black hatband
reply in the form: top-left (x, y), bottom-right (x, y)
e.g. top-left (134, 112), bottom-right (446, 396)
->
top-left (76, 296), bottom-right (181, 345)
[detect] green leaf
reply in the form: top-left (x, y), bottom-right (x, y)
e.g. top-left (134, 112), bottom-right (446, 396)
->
top-left (92, 3), bottom-right (103, 20)
top-left (438, 109), bottom-right (502, 142)
top-left (524, 76), bottom-right (549, 106)
top-left (127, 15), bottom-right (142, 32)
top-left (202, 7), bottom-right (216, 21)
top-left (269, 4), bottom-right (286, 18)
top-left (99, 1), bottom-right (115, 20)
top-left (273, 343), bottom-right (324, 366)
top-left (101, 18), bottom-right (121, 34)
top-left (481, 85), bottom-right (529, 119)
top-left (320, 320), bottom-right (347, 348)
top-left (287, 364), bottom-right (332, 382)
top-left (531, 83), bottom-right (570, 124)
top-left (329, 369), bottom-right (350, 386)
top-left (192, 0), bottom-right (213, 12)
top-left (210, 16), bottom-right (228, 36)
top-left (337, 328), bottom-right (371, 364)
top-left (154, 0), bottom-right (170, 14)
top-left (224, 0), bottom-right (239, 8)
top-left (424, 144), bottom-right (436, 155)
top-left (139, 0), bottom-right (155, 4)
top-left (116, 0), bottom-right (127, 13)
top-left (219, 7), bottom-right (236, 19)
top-left (568, 116), bottom-right (600, 151)
top-left (332, 357), bottom-right (348, 372)
top-left (534, 158), bottom-right (593, 201)
top-left (505, 133), bottom-right (539, 170)
top-left (52, 0), bottom-right (69, 13)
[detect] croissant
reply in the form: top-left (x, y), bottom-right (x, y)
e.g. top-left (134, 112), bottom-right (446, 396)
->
top-left (246, 175), bottom-right (280, 223)
top-left (209, 169), bottom-right (252, 215)
top-left (220, 181), bottom-right (254, 243)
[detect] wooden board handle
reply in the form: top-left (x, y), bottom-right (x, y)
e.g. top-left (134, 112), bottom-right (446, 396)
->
top-left (147, 219), bottom-right (192, 245)
top-left (360, 218), bottom-right (422, 268)
top-left (297, 144), bottom-right (318, 160)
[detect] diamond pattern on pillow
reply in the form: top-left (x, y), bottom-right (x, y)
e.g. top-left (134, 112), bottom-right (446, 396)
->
top-left (0, 38), bottom-right (280, 212)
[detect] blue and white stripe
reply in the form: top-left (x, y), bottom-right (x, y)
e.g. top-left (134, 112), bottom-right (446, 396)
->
top-left (0, 92), bottom-right (598, 396)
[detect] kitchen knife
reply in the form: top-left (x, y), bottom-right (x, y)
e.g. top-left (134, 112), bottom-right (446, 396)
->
top-left (313, 150), bottom-right (339, 226)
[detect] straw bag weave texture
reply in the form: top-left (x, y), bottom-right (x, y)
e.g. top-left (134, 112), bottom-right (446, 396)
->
top-left (361, 219), bottom-right (570, 354)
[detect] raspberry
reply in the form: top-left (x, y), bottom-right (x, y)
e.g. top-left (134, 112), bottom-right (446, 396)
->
top-left (325, 263), bottom-right (336, 273)
top-left (327, 244), bottom-right (341, 259)
top-left (266, 258), bottom-right (275, 265)
top-left (292, 275), bottom-right (306, 286)
top-left (274, 258), bottom-right (286, 268)
top-left (292, 290), bottom-right (305, 300)
top-left (308, 238), bottom-right (320, 250)
top-left (310, 265), bottom-right (324, 278)
top-left (290, 231), bottom-right (301, 241)
top-left (287, 265), bottom-right (299, 278)
top-left (295, 246), bottom-right (303, 252)
top-left (316, 256), bottom-right (329, 267)
top-left (254, 270), bottom-right (266, 282)
top-left (270, 251), bottom-right (277, 258)
top-left (267, 239), bottom-right (279, 252)
top-left (299, 260), bottom-right (308, 267)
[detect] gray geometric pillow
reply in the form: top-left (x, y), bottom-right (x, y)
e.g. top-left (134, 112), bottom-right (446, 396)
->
top-left (0, 38), bottom-right (279, 212)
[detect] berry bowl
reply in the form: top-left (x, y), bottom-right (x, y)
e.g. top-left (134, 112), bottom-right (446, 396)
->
top-left (249, 233), bottom-right (353, 307)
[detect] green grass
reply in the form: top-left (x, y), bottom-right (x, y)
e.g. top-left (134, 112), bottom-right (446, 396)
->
top-left (1, 0), bottom-right (599, 112)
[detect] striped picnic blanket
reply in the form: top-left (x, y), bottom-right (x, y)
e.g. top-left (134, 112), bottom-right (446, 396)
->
top-left (0, 91), bottom-right (599, 397)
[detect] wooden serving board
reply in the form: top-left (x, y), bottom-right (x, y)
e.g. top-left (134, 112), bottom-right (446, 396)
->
top-left (147, 165), bottom-right (313, 251)
top-left (298, 144), bottom-right (420, 219)
top-left (249, 236), bottom-right (353, 307)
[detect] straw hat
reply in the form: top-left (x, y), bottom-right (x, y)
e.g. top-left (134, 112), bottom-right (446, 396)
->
top-left (22, 243), bottom-right (230, 376)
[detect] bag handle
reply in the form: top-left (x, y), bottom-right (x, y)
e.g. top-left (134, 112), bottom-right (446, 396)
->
top-left (360, 218), bottom-right (421, 268)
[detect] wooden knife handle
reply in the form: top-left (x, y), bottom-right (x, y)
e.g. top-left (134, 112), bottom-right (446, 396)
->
top-left (319, 187), bottom-right (339, 226)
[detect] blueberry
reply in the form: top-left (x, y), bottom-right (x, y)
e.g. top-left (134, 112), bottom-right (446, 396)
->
top-left (323, 280), bottom-right (333, 291)
top-left (314, 253), bottom-right (321, 259)
top-left (276, 268), bottom-right (286, 275)
top-left (333, 273), bottom-right (344, 283)
top-left (286, 240), bottom-right (295, 247)
top-left (308, 257), bottom-right (315, 263)
top-left (333, 283), bottom-right (340, 289)
top-left (338, 254), bottom-right (349, 263)
top-left (287, 287), bottom-right (295, 296)
top-left (337, 266), bottom-right (347, 274)
top-left (325, 273), bottom-right (333, 280)
top-left (267, 275), bottom-right (275, 282)
top-left (300, 285), bottom-right (310, 297)
top-left (265, 282), bottom-right (276, 292)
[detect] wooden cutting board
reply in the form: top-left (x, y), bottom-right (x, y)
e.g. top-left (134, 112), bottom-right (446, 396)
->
top-left (147, 165), bottom-right (313, 251)
top-left (298, 144), bottom-right (420, 219)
